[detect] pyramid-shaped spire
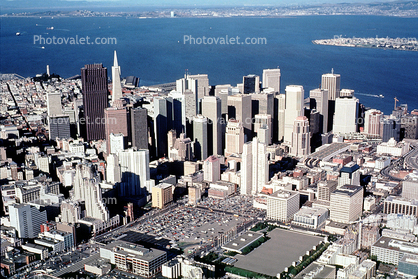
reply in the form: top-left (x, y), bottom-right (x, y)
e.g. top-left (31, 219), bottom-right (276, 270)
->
top-left (111, 50), bottom-right (123, 103)
top-left (113, 50), bottom-right (119, 69)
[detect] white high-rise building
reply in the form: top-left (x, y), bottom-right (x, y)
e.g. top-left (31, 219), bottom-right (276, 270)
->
top-left (227, 94), bottom-right (252, 141)
top-left (240, 142), bottom-right (253, 195)
top-left (252, 137), bottom-right (268, 194)
top-left (267, 190), bottom-right (300, 222)
top-left (321, 72), bottom-right (341, 101)
top-left (402, 175), bottom-right (418, 200)
top-left (109, 133), bottom-right (124, 154)
top-left (225, 119), bottom-right (244, 156)
top-left (117, 148), bottom-right (151, 196)
top-left (73, 164), bottom-right (109, 222)
top-left (276, 94), bottom-right (286, 142)
top-left (202, 96), bottom-right (222, 156)
top-left (330, 185), bottom-right (364, 223)
top-left (290, 116), bottom-right (310, 157)
top-left (254, 114), bottom-right (272, 145)
top-left (187, 74), bottom-right (210, 100)
top-left (203, 155), bottom-right (221, 183)
top-left (364, 109), bottom-right (383, 136)
top-left (262, 68), bottom-right (281, 92)
top-left (47, 92), bottom-right (62, 117)
top-left (37, 156), bottom-right (49, 173)
top-left (184, 89), bottom-right (197, 122)
top-left (111, 50), bottom-right (123, 103)
top-left (284, 85), bottom-right (304, 143)
top-left (333, 97), bottom-right (359, 135)
top-left (8, 204), bottom-right (47, 238)
top-left (106, 153), bottom-right (121, 184)
top-left (176, 75), bottom-right (200, 113)
top-left (309, 88), bottom-right (329, 133)
top-left (257, 125), bottom-right (269, 145)
top-left (192, 115), bottom-right (208, 160)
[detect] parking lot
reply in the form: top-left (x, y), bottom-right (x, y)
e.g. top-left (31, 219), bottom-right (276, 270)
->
top-left (197, 195), bottom-right (263, 217)
top-left (132, 196), bottom-right (263, 253)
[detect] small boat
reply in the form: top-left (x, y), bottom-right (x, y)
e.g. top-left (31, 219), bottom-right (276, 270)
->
top-left (46, 26), bottom-right (54, 30)
top-left (16, 32), bottom-right (21, 36)
top-left (379, 94), bottom-right (384, 98)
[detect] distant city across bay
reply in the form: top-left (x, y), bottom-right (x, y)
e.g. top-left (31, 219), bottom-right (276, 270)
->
top-left (2, 15), bottom-right (418, 114)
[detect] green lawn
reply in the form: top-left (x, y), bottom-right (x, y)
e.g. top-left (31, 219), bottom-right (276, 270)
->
top-left (225, 266), bottom-right (275, 279)
top-left (241, 236), bottom-right (269, 255)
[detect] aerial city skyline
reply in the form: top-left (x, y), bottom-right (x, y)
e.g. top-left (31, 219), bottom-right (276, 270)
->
top-left (1, 2), bottom-right (418, 279)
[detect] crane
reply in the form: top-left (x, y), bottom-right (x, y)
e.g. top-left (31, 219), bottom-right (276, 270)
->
top-left (394, 97), bottom-right (399, 110)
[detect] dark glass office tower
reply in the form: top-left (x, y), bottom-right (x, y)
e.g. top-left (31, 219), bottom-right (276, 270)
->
top-left (81, 64), bottom-right (108, 141)
top-left (131, 107), bottom-right (149, 150)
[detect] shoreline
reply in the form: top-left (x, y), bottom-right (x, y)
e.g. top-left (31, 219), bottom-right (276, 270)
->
top-left (2, 14), bottom-right (418, 19)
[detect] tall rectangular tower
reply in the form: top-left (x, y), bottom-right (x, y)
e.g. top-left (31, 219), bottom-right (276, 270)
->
top-left (117, 148), bottom-right (151, 196)
top-left (193, 115), bottom-right (208, 160)
top-left (227, 94), bottom-right (252, 141)
top-left (131, 107), bottom-right (149, 150)
top-left (154, 97), bottom-right (173, 158)
top-left (188, 74), bottom-right (210, 100)
top-left (47, 92), bottom-right (62, 116)
top-left (105, 107), bottom-right (128, 154)
top-left (81, 64), bottom-right (108, 141)
top-left (321, 72), bottom-right (341, 131)
top-left (48, 115), bottom-right (71, 140)
top-left (202, 96), bottom-right (222, 156)
top-left (364, 109), bottom-right (383, 136)
top-left (321, 72), bottom-right (341, 101)
top-left (240, 141), bottom-right (253, 195)
top-left (225, 119), bottom-right (244, 156)
top-left (262, 68), bottom-right (281, 92)
top-left (243, 74), bottom-right (260, 94)
top-left (276, 94), bottom-right (286, 142)
top-left (290, 116), bottom-right (311, 157)
top-left (333, 97), bottom-right (359, 135)
top-left (284, 85), bottom-right (304, 143)
top-left (310, 88), bottom-right (329, 134)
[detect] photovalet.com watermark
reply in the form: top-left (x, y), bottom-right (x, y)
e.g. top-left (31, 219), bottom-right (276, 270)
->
top-left (183, 35), bottom-right (267, 45)
top-left (33, 35), bottom-right (117, 45)
top-left (333, 35), bottom-right (418, 44)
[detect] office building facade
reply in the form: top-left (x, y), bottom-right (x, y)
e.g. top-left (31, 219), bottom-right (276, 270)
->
top-left (262, 68), bottom-right (281, 92)
top-left (202, 96), bottom-right (222, 156)
top-left (152, 183), bottom-right (173, 209)
top-left (333, 97), bottom-right (359, 135)
top-left (8, 204), bottom-right (47, 239)
top-left (131, 107), bottom-right (149, 150)
top-left (243, 74), bottom-right (260, 94)
top-left (227, 94), bottom-right (252, 141)
top-left (225, 119), bottom-right (244, 156)
top-left (193, 115), bottom-right (208, 160)
top-left (267, 190), bottom-right (300, 222)
top-left (105, 107), bottom-right (128, 154)
top-left (310, 88), bottom-right (329, 133)
top-left (290, 116), bottom-right (310, 157)
top-left (330, 185), bottom-right (364, 223)
top-left (48, 115), bottom-right (71, 140)
top-left (81, 64), bottom-right (109, 141)
top-left (284, 85), bottom-right (304, 143)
